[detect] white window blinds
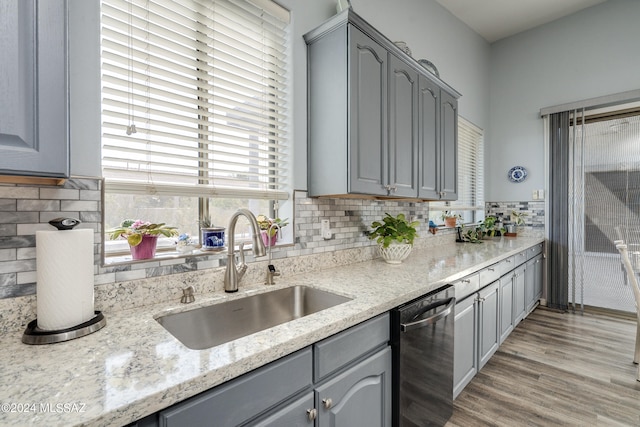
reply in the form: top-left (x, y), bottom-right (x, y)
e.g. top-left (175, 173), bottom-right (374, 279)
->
top-left (432, 116), bottom-right (484, 221)
top-left (100, 0), bottom-right (290, 200)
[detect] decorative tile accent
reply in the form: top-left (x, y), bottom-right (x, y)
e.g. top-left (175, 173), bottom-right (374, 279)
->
top-left (485, 201), bottom-right (546, 236)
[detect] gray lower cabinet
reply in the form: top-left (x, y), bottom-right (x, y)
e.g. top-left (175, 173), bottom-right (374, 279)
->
top-left (251, 392), bottom-right (315, 427)
top-left (512, 265), bottom-right (526, 325)
top-left (0, 0), bottom-right (69, 178)
top-left (453, 294), bottom-right (477, 398)
top-left (158, 348), bottom-right (313, 427)
top-left (533, 254), bottom-right (544, 302)
top-left (499, 274), bottom-right (514, 344)
top-left (454, 243), bottom-right (545, 398)
top-left (315, 347), bottom-right (391, 427)
top-left (136, 314), bottom-right (391, 427)
top-left (477, 282), bottom-right (500, 370)
top-left (304, 9), bottom-right (460, 200)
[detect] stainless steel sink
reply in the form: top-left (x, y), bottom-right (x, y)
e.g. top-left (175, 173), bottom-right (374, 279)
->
top-left (156, 286), bottom-right (352, 350)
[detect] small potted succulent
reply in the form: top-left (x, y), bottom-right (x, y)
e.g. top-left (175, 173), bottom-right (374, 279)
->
top-left (107, 219), bottom-right (179, 260)
top-left (256, 215), bottom-right (289, 247)
top-left (441, 211), bottom-right (461, 227)
top-left (369, 213), bottom-right (420, 264)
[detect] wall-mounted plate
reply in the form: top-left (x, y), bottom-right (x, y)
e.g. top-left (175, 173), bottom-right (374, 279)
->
top-left (508, 166), bottom-right (528, 183)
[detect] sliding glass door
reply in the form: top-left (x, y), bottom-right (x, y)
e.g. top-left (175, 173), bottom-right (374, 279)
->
top-left (568, 113), bottom-right (640, 313)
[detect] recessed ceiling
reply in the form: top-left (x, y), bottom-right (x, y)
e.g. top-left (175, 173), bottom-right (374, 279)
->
top-left (434, 0), bottom-right (609, 43)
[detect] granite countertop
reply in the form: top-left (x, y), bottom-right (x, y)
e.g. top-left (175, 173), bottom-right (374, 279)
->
top-left (0, 237), bottom-right (543, 426)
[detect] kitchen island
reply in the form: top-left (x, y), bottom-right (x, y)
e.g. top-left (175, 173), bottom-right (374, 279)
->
top-left (0, 237), bottom-right (543, 426)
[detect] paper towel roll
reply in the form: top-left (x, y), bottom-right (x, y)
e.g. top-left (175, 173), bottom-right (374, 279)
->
top-left (36, 229), bottom-right (95, 331)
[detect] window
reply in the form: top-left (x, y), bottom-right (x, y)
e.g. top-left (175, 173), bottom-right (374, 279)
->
top-left (100, 0), bottom-right (290, 256)
top-left (430, 116), bottom-right (484, 224)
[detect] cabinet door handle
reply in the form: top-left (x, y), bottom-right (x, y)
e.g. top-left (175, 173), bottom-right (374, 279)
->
top-left (322, 398), bottom-right (333, 409)
top-left (476, 296), bottom-right (485, 302)
top-left (306, 408), bottom-right (317, 421)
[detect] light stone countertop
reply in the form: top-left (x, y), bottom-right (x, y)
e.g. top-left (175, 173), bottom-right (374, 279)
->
top-left (0, 237), bottom-right (543, 426)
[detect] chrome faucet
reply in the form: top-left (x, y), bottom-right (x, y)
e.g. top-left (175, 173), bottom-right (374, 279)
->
top-left (265, 223), bottom-right (281, 285)
top-left (224, 209), bottom-right (267, 292)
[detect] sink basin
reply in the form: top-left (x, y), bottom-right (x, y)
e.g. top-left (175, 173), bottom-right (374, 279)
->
top-left (156, 286), bottom-right (352, 350)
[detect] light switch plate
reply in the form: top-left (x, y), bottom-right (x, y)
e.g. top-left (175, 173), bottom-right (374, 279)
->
top-left (321, 219), bottom-right (332, 239)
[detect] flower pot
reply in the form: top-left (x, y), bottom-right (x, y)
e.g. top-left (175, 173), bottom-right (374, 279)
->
top-left (130, 235), bottom-right (158, 260)
top-left (444, 217), bottom-right (457, 227)
top-left (261, 230), bottom-right (278, 247)
top-left (201, 227), bottom-right (225, 251)
top-left (378, 243), bottom-right (412, 264)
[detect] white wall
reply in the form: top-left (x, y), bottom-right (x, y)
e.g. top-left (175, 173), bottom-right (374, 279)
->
top-left (486, 0), bottom-right (640, 201)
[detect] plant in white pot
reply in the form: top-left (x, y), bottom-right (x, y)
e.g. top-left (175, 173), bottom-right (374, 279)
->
top-left (369, 213), bottom-right (420, 264)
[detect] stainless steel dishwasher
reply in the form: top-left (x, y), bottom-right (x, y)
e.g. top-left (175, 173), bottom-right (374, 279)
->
top-left (391, 285), bottom-right (455, 427)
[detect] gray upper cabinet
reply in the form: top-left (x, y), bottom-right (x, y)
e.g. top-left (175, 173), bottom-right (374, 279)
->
top-left (348, 26), bottom-right (388, 196)
top-left (305, 10), bottom-right (460, 200)
top-left (0, 0), bottom-right (69, 178)
top-left (417, 75), bottom-right (458, 200)
top-left (439, 90), bottom-right (458, 200)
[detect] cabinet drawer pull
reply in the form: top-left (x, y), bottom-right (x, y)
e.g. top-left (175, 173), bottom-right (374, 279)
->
top-left (461, 279), bottom-right (471, 283)
top-left (506, 259), bottom-right (512, 263)
top-left (322, 398), bottom-right (333, 409)
top-left (307, 408), bottom-right (317, 421)
top-left (487, 268), bottom-right (495, 272)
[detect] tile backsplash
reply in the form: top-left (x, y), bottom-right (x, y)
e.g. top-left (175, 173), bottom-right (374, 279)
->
top-left (0, 179), bottom-right (450, 301)
top-left (0, 177), bottom-right (548, 331)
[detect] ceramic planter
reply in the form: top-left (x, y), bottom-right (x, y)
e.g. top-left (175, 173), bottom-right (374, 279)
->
top-left (130, 234), bottom-right (158, 260)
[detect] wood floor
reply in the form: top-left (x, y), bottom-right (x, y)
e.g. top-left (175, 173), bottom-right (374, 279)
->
top-left (446, 308), bottom-right (640, 427)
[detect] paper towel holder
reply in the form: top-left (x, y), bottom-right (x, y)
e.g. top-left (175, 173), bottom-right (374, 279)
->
top-left (22, 311), bottom-right (106, 345)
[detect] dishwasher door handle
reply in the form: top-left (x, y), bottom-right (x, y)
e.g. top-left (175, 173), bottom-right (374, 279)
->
top-left (400, 297), bottom-right (455, 332)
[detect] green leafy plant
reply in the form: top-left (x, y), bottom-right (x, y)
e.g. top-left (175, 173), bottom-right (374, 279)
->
top-left (458, 224), bottom-right (483, 243)
top-left (107, 219), bottom-right (179, 246)
top-left (479, 216), bottom-right (504, 238)
top-left (511, 211), bottom-right (527, 226)
top-left (369, 213), bottom-right (420, 248)
top-left (256, 215), bottom-right (289, 237)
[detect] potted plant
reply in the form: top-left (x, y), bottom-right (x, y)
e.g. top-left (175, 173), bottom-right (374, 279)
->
top-left (441, 211), bottom-right (461, 227)
top-left (107, 219), bottom-right (179, 260)
top-left (199, 217), bottom-right (225, 251)
top-left (369, 213), bottom-right (420, 264)
top-left (256, 215), bottom-right (289, 247)
top-left (506, 211), bottom-right (527, 236)
top-left (479, 216), bottom-right (504, 238)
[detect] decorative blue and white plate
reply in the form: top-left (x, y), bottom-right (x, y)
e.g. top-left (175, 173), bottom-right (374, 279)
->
top-left (508, 166), bottom-right (528, 183)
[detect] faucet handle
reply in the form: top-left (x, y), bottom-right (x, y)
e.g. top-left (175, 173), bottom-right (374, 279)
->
top-left (180, 285), bottom-right (195, 304)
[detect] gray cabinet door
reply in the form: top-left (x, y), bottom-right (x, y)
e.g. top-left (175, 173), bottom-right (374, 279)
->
top-left (524, 258), bottom-right (537, 313)
top-left (513, 265), bottom-right (526, 325)
top-left (478, 281), bottom-right (500, 369)
top-left (453, 295), bottom-right (477, 399)
top-left (387, 54), bottom-right (418, 198)
top-left (0, 0), bottom-right (69, 177)
top-left (533, 255), bottom-right (544, 300)
top-left (417, 75), bottom-right (440, 199)
top-left (439, 90), bottom-right (458, 200)
top-left (348, 26), bottom-right (388, 196)
top-left (249, 392), bottom-right (315, 427)
top-left (499, 274), bottom-right (514, 344)
top-left (316, 347), bottom-right (392, 427)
